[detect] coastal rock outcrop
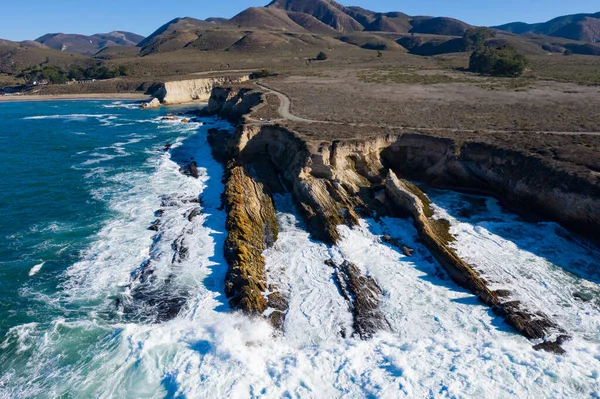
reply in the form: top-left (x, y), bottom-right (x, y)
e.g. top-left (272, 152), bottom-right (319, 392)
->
top-left (223, 164), bottom-right (279, 314)
top-left (381, 134), bottom-right (600, 242)
top-left (207, 127), bottom-right (287, 327)
top-left (384, 171), bottom-right (569, 353)
top-left (139, 97), bottom-right (161, 109)
top-left (203, 85), bottom-right (599, 350)
top-left (153, 75), bottom-right (250, 105)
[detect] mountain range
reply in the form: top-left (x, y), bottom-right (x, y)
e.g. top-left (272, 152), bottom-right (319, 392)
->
top-left (0, 0), bottom-right (598, 60)
top-left (494, 12), bottom-right (600, 43)
top-left (34, 32), bottom-right (144, 56)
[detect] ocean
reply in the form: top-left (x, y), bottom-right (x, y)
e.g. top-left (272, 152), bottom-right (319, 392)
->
top-left (0, 100), bottom-right (599, 398)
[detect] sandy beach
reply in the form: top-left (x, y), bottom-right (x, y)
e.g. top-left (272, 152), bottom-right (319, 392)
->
top-left (0, 93), bottom-right (150, 102)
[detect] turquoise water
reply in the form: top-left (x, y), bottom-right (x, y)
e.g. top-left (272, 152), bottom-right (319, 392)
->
top-left (0, 101), bottom-right (193, 333)
top-left (0, 100), bottom-right (230, 397)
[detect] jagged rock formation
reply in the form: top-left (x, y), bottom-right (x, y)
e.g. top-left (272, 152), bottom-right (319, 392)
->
top-left (380, 134), bottom-right (600, 242)
top-left (207, 128), bottom-right (286, 327)
top-left (203, 85), bottom-right (600, 351)
top-left (223, 164), bottom-right (279, 313)
top-left (119, 191), bottom-right (203, 323)
top-left (327, 259), bottom-right (389, 339)
top-left (204, 87), bottom-right (263, 122)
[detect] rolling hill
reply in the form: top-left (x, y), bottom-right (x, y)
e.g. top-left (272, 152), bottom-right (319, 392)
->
top-left (35, 31), bottom-right (144, 55)
top-left (494, 12), bottom-right (600, 43)
top-left (0, 41), bottom-right (89, 75)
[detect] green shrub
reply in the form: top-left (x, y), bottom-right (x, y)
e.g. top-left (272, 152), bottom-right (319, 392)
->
top-left (316, 51), bottom-right (328, 61)
top-left (469, 44), bottom-right (529, 77)
top-left (462, 27), bottom-right (496, 51)
top-left (18, 63), bottom-right (131, 84)
top-left (250, 69), bottom-right (271, 79)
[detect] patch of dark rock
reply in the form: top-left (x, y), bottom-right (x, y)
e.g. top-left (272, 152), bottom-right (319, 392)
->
top-left (267, 292), bottom-right (288, 312)
top-left (533, 335), bottom-right (570, 355)
top-left (269, 311), bottom-right (286, 330)
top-left (340, 327), bottom-right (347, 339)
top-left (149, 220), bottom-right (160, 231)
top-left (171, 235), bottom-right (189, 263)
top-left (179, 161), bottom-right (199, 178)
top-left (187, 208), bottom-right (201, 222)
top-left (492, 300), bottom-right (561, 341)
top-left (330, 260), bottom-right (389, 339)
top-left (494, 289), bottom-right (512, 298)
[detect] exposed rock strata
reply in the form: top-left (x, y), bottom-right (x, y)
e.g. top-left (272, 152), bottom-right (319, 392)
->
top-left (381, 134), bottom-right (600, 242)
top-left (142, 76), bottom-right (251, 108)
top-left (204, 85), bottom-right (600, 350)
top-left (384, 171), bottom-right (569, 353)
top-left (222, 164), bottom-right (279, 315)
top-left (202, 87), bottom-right (263, 123)
top-left (207, 128), bottom-right (286, 327)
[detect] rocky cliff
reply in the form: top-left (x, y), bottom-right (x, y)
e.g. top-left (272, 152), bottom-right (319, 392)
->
top-left (203, 86), bottom-right (600, 351)
top-left (144, 75), bottom-right (251, 107)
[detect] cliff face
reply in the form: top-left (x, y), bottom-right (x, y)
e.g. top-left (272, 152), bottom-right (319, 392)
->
top-left (204, 86), bottom-right (599, 351)
top-left (381, 134), bottom-right (600, 240)
top-left (148, 75), bottom-right (250, 106)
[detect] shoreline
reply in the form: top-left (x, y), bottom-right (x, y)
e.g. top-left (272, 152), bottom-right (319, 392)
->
top-left (0, 93), bottom-right (151, 103)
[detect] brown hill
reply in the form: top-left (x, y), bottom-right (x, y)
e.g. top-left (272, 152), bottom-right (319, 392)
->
top-left (338, 33), bottom-right (407, 51)
top-left (409, 17), bottom-right (470, 36)
top-left (553, 17), bottom-right (600, 43)
top-left (35, 31), bottom-right (144, 55)
top-left (365, 15), bottom-right (412, 33)
top-left (0, 42), bottom-right (89, 75)
top-left (343, 6), bottom-right (378, 27)
top-left (184, 30), bottom-right (247, 51)
top-left (94, 46), bottom-right (141, 60)
top-left (137, 17), bottom-right (214, 55)
top-left (287, 11), bottom-right (339, 34)
top-left (230, 7), bottom-right (307, 31)
top-left (226, 30), bottom-right (338, 53)
top-left (267, 0), bottom-right (365, 32)
top-left (494, 12), bottom-right (600, 43)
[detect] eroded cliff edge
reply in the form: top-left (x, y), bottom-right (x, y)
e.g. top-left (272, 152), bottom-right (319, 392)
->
top-left (141, 75), bottom-right (251, 108)
top-left (203, 85), bottom-right (600, 352)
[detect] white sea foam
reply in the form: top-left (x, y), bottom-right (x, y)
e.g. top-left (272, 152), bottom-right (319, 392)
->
top-left (28, 262), bottom-right (45, 277)
top-left (23, 114), bottom-right (112, 121)
top-left (429, 191), bottom-right (600, 344)
top-left (100, 101), bottom-right (140, 110)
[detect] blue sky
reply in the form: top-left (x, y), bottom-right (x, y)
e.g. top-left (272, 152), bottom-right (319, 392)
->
top-left (1, 0), bottom-right (598, 41)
